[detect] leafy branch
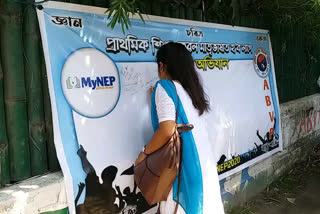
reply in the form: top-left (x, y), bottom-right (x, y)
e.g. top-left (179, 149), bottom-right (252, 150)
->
top-left (105, 0), bottom-right (145, 34)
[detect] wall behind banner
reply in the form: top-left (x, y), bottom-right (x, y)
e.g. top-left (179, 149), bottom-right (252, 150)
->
top-left (0, 0), bottom-right (61, 185)
top-left (0, 0), bottom-right (319, 187)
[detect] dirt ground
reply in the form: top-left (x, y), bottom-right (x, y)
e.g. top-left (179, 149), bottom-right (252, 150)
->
top-left (229, 143), bottom-right (320, 214)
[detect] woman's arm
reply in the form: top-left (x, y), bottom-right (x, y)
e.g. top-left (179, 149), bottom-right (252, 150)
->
top-left (135, 120), bottom-right (175, 166)
top-left (144, 120), bottom-right (175, 154)
top-left (135, 84), bottom-right (176, 166)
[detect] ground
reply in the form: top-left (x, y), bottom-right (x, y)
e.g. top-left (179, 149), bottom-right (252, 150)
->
top-left (229, 142), bottom-right (320, 214)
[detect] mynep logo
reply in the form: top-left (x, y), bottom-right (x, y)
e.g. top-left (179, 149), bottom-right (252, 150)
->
top-left (66, 76), bottom-right (116, 90)
top-left (66, 77), bottom-right (80, 89)
top-left (62, 48), bottom-right (120, 118)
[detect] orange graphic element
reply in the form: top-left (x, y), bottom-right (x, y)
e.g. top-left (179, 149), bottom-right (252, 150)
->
top-left (265, 96), bottom-right (271, 106)
top-left (264, 79), bottom-right (270, 90)
top-left (269, 111), bottom-right (274, 122)
top-left (258, 54), bottom-right (265, 63)
top-left (269, 128), bottom-right (274, 137)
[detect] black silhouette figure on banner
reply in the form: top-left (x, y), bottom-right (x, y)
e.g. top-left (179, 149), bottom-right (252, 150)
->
top-left (217, 154), bottom-right (227, 165)
top-left (231, 153), bottom-right (237, 159)
top-left (78, 145), bottom-right (95, 174)
top-left (75, 145), bottom-right (155, 214)
top-left (256, 118), bottom-right (276, 145)
top-left (253, 142), bottom-right (262, 153)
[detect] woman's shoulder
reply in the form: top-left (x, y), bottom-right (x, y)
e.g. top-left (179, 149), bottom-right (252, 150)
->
top-left (155, 79), bottom-right (175, 90)
top-left (155, 79), bottom-right (173, 85)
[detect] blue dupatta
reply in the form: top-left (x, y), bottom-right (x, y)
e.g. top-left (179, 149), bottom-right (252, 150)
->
top-left (151, 79), bottom-right (203, 214)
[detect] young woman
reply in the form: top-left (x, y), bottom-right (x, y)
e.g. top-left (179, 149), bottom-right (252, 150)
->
top-left (135, 42), bottom-right (225, 214)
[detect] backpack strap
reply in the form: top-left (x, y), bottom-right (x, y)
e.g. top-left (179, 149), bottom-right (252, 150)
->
top-left (174, 137), bottom-right (183, 214)
top-left (171, 80), bottom-right (182, 214)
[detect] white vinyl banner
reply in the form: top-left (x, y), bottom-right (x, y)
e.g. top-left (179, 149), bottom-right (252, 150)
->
top-left (37, 2), bottom-right (282, 213)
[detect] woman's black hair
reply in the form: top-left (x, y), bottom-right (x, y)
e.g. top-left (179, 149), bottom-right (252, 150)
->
top-left (156, 42), bottom-right (210, 115)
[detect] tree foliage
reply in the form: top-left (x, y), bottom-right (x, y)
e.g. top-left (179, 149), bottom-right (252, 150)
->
top-left (241, 0), bottom-right (320, 42)
top-left (105, 0), bottom-right (203, 33)
top-left (106, 0), bottom-right (320, 43)
top-left (105, 0), bottom-right (145, 34)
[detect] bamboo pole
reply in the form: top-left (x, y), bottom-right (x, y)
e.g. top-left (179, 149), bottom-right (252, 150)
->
top-left (0, 0), bottom-right (31, 181)
top-left (152, 2), bottom-right (161, 16)
top-left (40, 47), bottom-right (60, 171)
top-left (170, 6), bottom-right (179, 18)
top-left (93, 0), bottom-right (109, 8)
top-left (193, 9), bottom-right (202, 21)
top-left (79, 0), bottom-right (93, 6)
top-left (179, 7), bottom-right (185, 19)
top-left (69, 0), bottom-right (80, 4)
top-left (0, 53), bottom-right (10, 185)
top-left (142, 0), bottom-right (152, 14)
top-left (162, 4), bottom-right (170, 17)
top-left (186, 7), bottom-right (193, 20)
top-left (23, 6), bottom-right (48, 176)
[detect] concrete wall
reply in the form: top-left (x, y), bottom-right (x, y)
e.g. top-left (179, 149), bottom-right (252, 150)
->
top-left (0, 172), bottom-right (67, 213)
top-left (0, 94), bottom-right (319, 213)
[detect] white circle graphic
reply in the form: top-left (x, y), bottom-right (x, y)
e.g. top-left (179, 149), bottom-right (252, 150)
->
top-left (61, 48), bottom-right (120, 118)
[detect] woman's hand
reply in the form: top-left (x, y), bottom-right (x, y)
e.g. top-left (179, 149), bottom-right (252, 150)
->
top-left (149, 87), bottom-right (154, 95)
top-left (135, 152), bottom-right (147, 166)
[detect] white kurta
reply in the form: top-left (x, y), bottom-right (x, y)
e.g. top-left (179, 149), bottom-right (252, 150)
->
top-left (155, 82), bottom-right (225, 214)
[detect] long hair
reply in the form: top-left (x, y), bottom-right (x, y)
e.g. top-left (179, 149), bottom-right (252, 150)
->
top-left (156, 42), bottom-right (210, 115)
